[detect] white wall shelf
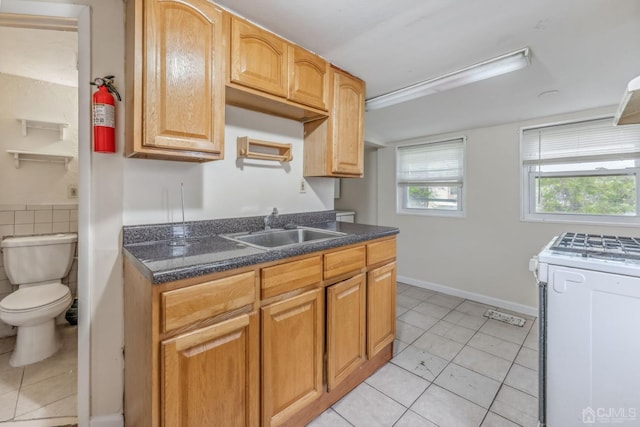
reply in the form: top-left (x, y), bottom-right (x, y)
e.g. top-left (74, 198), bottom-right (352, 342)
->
top-left (18, 118), bottom-right (69, 139)
top-left (6, 149), bottom-right (74, 171)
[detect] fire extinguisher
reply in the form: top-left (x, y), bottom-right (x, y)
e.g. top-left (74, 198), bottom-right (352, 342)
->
top-left (91, 75), bottom-right (121, 153)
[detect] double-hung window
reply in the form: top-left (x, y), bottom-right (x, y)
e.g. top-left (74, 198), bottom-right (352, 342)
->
top-left (521, 117), bottom-right (640, 224)
top-left (396, 137), bottom-right (465, 216)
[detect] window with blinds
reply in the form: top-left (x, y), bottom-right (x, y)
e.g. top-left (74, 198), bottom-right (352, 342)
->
top-left (396, 138), bottom-right (465, 215)
top-left (520, 117), bottom-right (640, 223)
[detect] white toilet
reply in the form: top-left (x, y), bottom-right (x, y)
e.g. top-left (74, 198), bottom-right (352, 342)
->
top-left (0, 233), bottom-right (77, 367)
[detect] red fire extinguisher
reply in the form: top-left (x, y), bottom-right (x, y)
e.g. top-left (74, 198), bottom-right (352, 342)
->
top-left (91, 76), bottom-right (121, 153)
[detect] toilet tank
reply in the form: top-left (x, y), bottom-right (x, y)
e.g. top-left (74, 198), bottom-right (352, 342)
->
top-left (1, 233), bottom-right (77, 285)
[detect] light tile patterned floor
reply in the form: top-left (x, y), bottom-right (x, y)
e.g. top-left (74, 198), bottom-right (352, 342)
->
top-left (0, 325), bottom-right (77, 425)
top-left (309, 283), bottom-right (539, 427)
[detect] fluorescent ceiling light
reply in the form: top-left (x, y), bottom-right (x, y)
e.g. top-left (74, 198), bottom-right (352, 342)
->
top-left (365, 47), bottom-right (531, 111)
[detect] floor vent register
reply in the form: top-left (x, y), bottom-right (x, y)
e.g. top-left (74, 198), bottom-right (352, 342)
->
top-left (483, 309), bottom-right (526, 327)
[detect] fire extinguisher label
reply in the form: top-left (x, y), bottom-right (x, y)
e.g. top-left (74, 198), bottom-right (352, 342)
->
top-left (93, 103), bottom-right (115, 128)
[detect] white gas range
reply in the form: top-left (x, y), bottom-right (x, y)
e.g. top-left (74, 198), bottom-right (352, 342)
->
top-left (530, 233), bottom-right (640, 427)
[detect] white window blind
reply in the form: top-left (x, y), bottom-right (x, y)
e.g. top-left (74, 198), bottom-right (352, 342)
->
top-left (397, 138), bottom-right (464, 185)
top-left (522, 117), bottom-right (640, 165)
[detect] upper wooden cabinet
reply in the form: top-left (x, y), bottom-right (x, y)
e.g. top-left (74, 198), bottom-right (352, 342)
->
top-left (303, 67), bottom-right (365, 177)
top-left (229, 16), bottom-right (288, 98)
top-left (125, 0), bottom-right (225, 162)
top-left (288, 45), bottom-right (329, 111)
top-left (226, 15), bottom-right (330, 121)
top-left (125, 0), bottom-right (364, 168)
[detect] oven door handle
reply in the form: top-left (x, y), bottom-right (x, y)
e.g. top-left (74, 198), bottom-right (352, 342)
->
top-left (539, 281), bottom-right (547, 427)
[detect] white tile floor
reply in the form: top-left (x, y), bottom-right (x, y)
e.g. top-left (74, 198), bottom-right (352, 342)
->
top-left (309, 283), bottom-right (539, 427)
top-left (0, 325), bottom-right (77, 425)
top-left (0, 286), bottom-right (538, 427)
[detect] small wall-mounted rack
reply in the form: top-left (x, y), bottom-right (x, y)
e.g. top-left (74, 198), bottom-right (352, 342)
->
top-left (18, 118), bottom-right (69, 140)
top-left (237, 137), bottom-right (292, 162)
top-left (6, 149), bottom-right (74, 171)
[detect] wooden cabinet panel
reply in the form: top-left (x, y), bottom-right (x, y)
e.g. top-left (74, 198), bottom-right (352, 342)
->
top-left (367, 262), bottom-right (396, 358)
top-left (326, 274), bottom-right (366, 390)
top-left (161, 312), bottom-right (259, 427)
top-left (161, 271), bottom-right (256, 333)
top-left (367, 238), bottom-right (397, 266)
top-left (288, 45), bottom-right (329, 111)
top-left (324, 245), bottom-right (366, 280)
top-left (137, 0), bottom-right (225, 159)
top-left (262, 289), bottom-right (323, 427)
top-left (261, 256), bottom-right (321, 299)
top-left (303, 67), bottom-right (365, 177)
top-left (230, 16), bottom-right (288, 97)
top-left (331, 70), bottom-right (365, 175)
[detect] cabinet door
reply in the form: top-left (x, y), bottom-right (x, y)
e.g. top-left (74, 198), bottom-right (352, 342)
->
top-left (230, 16), bottom-right (288, 97)
top-left (288, 45), bottom-right (329, 111)
top-left (262, 289), bottom-right (323, 427)
top-left (367, 262), bottom-right (396, 358)
top-left (161, 312), bottom-right (259, 427)
top-left (331, 69), bottom-right (365, 175)
top-left (326, 274), bottom-right (366, 390)
top-left (144, 0), bottom-right (224, 156)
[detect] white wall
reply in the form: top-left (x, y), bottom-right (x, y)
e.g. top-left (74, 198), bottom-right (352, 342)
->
top-left (375, 106), bottom-right (640, 312)
top-left (335, 148), bottom-right (378, 224)
top-left (123, 106), bottom-right (334, 225)
top-left (0, 73), bottom-right (78, 203)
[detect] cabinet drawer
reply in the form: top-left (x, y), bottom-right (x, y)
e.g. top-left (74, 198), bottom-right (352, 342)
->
top-left (324, 246), bottom-right (365, 280)
top-left (161, 271), bottom-right (256, 333)
top-left (261, 256), bottom-right (322, 299)
top-left (367, 238), bottom-right (396, 266)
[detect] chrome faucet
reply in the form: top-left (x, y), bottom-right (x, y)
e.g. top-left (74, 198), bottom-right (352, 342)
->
top-left (264, 207), bottom-right (279, 230)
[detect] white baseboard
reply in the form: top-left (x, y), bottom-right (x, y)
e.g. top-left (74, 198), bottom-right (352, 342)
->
top-left (90, 413), bottom-right (124, 427)
top-left (397, 275), bottom-right (538, 318)
top-left (0, 418), bottom-right (77, 427)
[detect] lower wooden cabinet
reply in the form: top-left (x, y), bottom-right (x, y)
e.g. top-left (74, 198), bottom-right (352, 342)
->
top-left (367, 262), bottom-right (397, 358)
top-left (261, 289), bottom-right (324, 427)
top-left (124, 237), bottom-right (397, 427)
top-left (161, 312), bottom-right (259, 427)
top-left (326, 274), bottom-right (366, 390)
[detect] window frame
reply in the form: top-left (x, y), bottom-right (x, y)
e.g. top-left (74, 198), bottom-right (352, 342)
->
top-left (520, 116), bottom-right (640, 226)
top-left (395, 136), bottom-right (466, 218)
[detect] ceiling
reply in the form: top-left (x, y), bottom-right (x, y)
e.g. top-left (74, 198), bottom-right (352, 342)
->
top-left (215, 0), bottom-right (640, 144)
top-left (0, 25), bottom-right (77, 87)
top-left (1, 1), bottom-right (639, 145)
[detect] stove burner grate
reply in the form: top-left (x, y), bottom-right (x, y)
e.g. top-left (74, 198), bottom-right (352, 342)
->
top-left (551, 232), bottom-right (640, 261)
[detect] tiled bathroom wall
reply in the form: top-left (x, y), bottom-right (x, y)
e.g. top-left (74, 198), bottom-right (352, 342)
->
top-left (0, 203), bottom-right (78, 337)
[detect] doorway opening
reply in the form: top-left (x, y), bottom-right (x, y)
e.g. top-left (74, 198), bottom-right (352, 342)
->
top-left (0, 4), bottom-right (90, 426)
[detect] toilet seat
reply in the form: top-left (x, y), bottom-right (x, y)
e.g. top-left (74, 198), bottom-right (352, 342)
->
top-left (0, 283), bottom-right (71, 312)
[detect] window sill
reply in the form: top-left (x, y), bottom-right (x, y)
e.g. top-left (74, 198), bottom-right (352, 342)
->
top-left (521, 214), bottom-right (640, 227)
top-left (396, 209), bottom-right (465, 219)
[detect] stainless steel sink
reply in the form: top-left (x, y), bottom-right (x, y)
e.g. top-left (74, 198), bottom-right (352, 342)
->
top-left (221, 227), bottom-right (346, 250)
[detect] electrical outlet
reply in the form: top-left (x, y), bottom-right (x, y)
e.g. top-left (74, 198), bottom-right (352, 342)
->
top-left (299, 179), bottom-right (307, 193)
top-left (68, 185), bottom-right (78, 198)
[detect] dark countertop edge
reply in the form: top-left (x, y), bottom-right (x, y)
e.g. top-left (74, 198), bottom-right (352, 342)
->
top-left (124, 225), bottom-right (398, 285)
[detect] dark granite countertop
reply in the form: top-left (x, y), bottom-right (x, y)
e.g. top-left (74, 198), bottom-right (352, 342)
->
top-left (123, 211), bottom-right (398, 284)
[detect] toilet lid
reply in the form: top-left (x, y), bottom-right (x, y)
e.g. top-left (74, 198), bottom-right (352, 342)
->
top-left (0, 283), bottom-right (70, 311)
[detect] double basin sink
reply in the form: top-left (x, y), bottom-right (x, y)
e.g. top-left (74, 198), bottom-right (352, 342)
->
top-left (221, 226), bottom-right (346, 250)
